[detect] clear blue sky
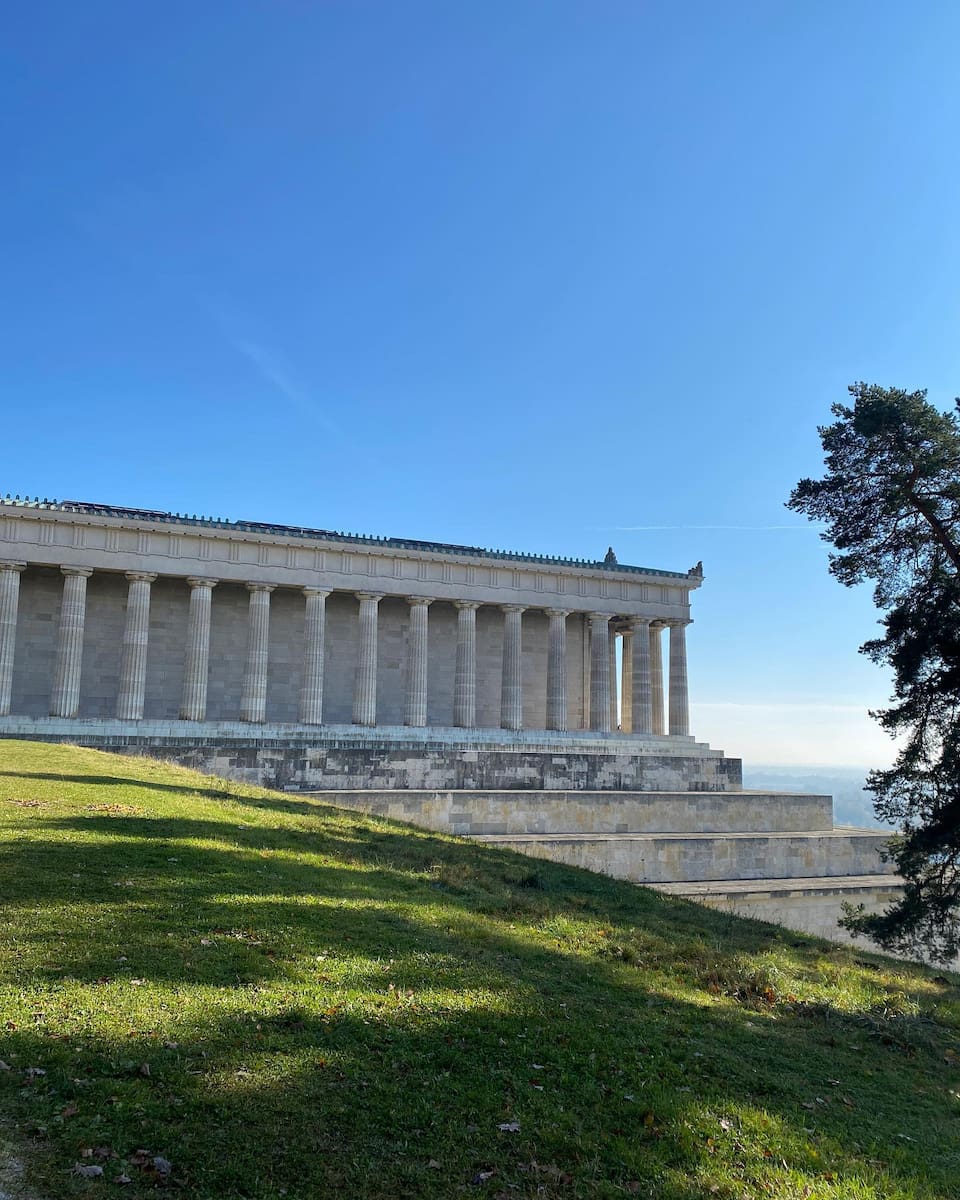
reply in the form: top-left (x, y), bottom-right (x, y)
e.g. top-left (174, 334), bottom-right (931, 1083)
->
top-left (4, 2), bottom-right (959, 767)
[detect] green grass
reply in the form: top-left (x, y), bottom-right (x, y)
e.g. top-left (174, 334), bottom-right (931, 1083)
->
top-left (0, 740), bottom-right (958, 1199)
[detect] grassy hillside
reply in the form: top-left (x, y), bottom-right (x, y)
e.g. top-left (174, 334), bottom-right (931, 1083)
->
top-left (0, 741), bottom-right (958, 1200)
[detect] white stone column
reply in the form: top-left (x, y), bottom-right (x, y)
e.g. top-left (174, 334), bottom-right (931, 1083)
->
top-left (241, 583), bottom-right (275, 723)
top-left (589, 612), bottom-right (611, 733)
top-left (629, 617), bottom-right (653, 735)
top-left (609, 633), bottom-right (619, 730)
top-left (50, 566), bottom-right (93, 718)
top-left (453, 601), bottom-right (479, 728)
top-left (299, 588), bottom-right (330, 725)
top-left (649, 622), bottom-right (665, 735)
top-left (545, 609), bottom-right (569, 732)
top-left (620, 627), bottom-right (633, 733)
top-left (180, 577), bottom-right (218, 721)
top-left (668, 619), bottom-right (691, 736)
top-left (500, 605), bottom-right (525, 731)
top-left (0, 562), bottom-right (26, 717)
top-left (404, 597), bottom-right (432, 727)
top-left (116, 572), bottom-right (156, 720)
top-left (353, 593), bottom-right (383, 726)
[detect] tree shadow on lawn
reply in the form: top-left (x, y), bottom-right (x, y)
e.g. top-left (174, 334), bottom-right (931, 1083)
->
top-left (4, 810), bottom-right (955, 1004)
top-left (3, 756), bottom-right (958, 1193)
top-left (2, 945), bottom-right (957, 1200)
top-left (0, 768), bottom-right (238, 801)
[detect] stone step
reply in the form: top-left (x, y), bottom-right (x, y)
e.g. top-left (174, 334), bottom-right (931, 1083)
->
top-left (651, 875), bottom-right (906, 949)
top-left (302, 788), bottom-right (834, 836)
top-left (471, 828), bottom-right (896, 884)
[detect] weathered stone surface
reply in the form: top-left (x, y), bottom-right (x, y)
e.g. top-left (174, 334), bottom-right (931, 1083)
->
top-left (301, 787), bottom-right (834, 835)
top-left (474, 829), bottom-right (896, 884)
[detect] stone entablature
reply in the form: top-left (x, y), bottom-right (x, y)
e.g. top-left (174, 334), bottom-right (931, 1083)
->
top-left (0, 499), bottom-right (703, 735)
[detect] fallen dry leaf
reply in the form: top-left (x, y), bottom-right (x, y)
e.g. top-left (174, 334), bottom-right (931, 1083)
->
top-left (74, 1163), bottom-right (104, 1178)
top-left (497, 1122), bottom-right (520, 1133)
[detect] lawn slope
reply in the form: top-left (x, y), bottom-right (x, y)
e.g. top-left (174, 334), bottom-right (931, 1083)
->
top-left (0, 740), bottom-right (958, 1199)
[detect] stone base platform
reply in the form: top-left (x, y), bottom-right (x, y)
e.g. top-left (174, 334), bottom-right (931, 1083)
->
top-left (655, 876), bottom-right (905, 949)
top-left (0, 718), bottom-right (740, 791)
top-left (302, 787), bottom-right (834, 835)
top-left (473, 828), bottom-right (896, 884)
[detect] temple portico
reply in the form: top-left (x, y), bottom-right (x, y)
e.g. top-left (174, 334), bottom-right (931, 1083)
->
top-left (0, 498), bottom-right (703, 737)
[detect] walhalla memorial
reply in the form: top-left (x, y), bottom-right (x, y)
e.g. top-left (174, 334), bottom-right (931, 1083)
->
top-left (0, 494), bottom-right (902, 947)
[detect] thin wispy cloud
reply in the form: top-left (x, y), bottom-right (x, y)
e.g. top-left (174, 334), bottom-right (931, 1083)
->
top-left (210, 305), bottom-right (340, 435)
top-left (614, 524), bottom-right (812, 532)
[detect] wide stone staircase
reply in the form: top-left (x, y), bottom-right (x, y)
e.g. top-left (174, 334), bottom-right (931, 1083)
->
top-left (298, 781), bottom-right (901, 946)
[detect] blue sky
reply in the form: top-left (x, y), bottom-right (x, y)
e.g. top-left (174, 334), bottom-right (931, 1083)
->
top-left (4, 2), bottom-right (959, 766)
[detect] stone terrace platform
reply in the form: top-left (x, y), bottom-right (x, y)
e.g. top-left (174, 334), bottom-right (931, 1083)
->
top-left (0, 719), bottom-right (739, 792)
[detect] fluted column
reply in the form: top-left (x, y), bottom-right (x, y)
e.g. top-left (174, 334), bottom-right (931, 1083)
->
top-left (404, 597), bottom-right (432, 727)
top-left (500, 605), bottom-right (525, 731)
top-left (620, 628), bottom-right (633, 733)
top-left (0, 562), bottom-right (26, 717)
top-left (116, 572), bottom-right (156, 720)
top-left (629, 617), bottom-right (652, 734)
top-left (180, 577), bottom-right (218, 720)
top-left (649, 622), bottom-right (665, 735)
top-left (609, 634), bottom-right (619, 730)
top-left (668, 619), bottom-right (691, 736)
top-left (589, 612), bottom-right (611, 732)
top-left (353, 593), bottom-right (383, 726)
top-left (453, 601), bottom-right (479, 728)
top-left (545, 609), bottom-right (569, 732)
top-left (299, 588), bottom-right (330, 725)
top-left (240, 583), bottom-right (275, 722)
top-left (50, 567), bottom-right (93, 717)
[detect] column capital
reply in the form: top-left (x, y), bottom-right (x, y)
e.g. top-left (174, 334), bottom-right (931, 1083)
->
top-left (628, 614), bottom-right (652, 629)
top-left (355, 592), bottom-right (384, 603)
top-left (186, 576), bottom-right (218, 589)
top-left (665, 617), bottom-right (692, 628)
top-left (60, 565), bottom-right (93, 578)
top-left (302, 587), bottom-right (332, 598)
top-left (454, 599), bottom-right (481, 611)
top-left (588, 610), bottom-right (611, 622)
top-left (544, 608), bottom-right (571, 619)
top-left (245, 582), bottom-right (277, 593)
top-left (125, 572), bottom-right (157, 584)
top-left (0, 561), bottom-right (26, 574)
top-left (501, 604), bottom-right (526, 614)
top-left (406, 595), bottom-right (434, 607)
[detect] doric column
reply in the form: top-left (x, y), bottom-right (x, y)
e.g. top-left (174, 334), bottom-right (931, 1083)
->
top-left (629, 617), bottom-right (653, 734)
top-left (404, 597), bottom-right (433, 727)
top-left (180, 577), bottom-right (218, 721)
top-left (609, 632), bottom-right (619, 730)
top-left (649, 622), bottom-right (665, 735)
top-left (500, 605), bottom-right (525, 731)
top-left (299, 588), bottom-right (330, 725)
top-left (545, 609), bottom-right (569, 732)
top-left (353, 593), bottom-right (383, 726)
top-left (668, 618), bottom-right (691, 736)
top-left (50, 567), bottom-right (93, 718)
top-left (453, 601), bottom-right (479, 728)
top-left (116, 572), bottom-right (157, 720)
top-left (240, 583), bottom-right (275, 723)
top-left (0, 562), bottom-right (26, 717)
top-left (621, 627), bottom-right (633, 733)
top-left (589, 612), bottom-right (611, 733)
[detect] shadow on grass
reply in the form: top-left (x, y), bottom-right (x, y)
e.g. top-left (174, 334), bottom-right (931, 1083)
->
top-left (3, 801), bottom-right (960, 1197)
top-left (0, 768), bottom-right (237, 801)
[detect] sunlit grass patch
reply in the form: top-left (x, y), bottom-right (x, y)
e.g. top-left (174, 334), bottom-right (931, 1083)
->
top-left (0, 739), bottom-right (958, 1199)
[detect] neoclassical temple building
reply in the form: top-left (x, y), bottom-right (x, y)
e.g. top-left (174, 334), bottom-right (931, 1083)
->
top-left (0, 493), bottom-right (902, 950)
top-left (0, 495), bottom-right (701, 739)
